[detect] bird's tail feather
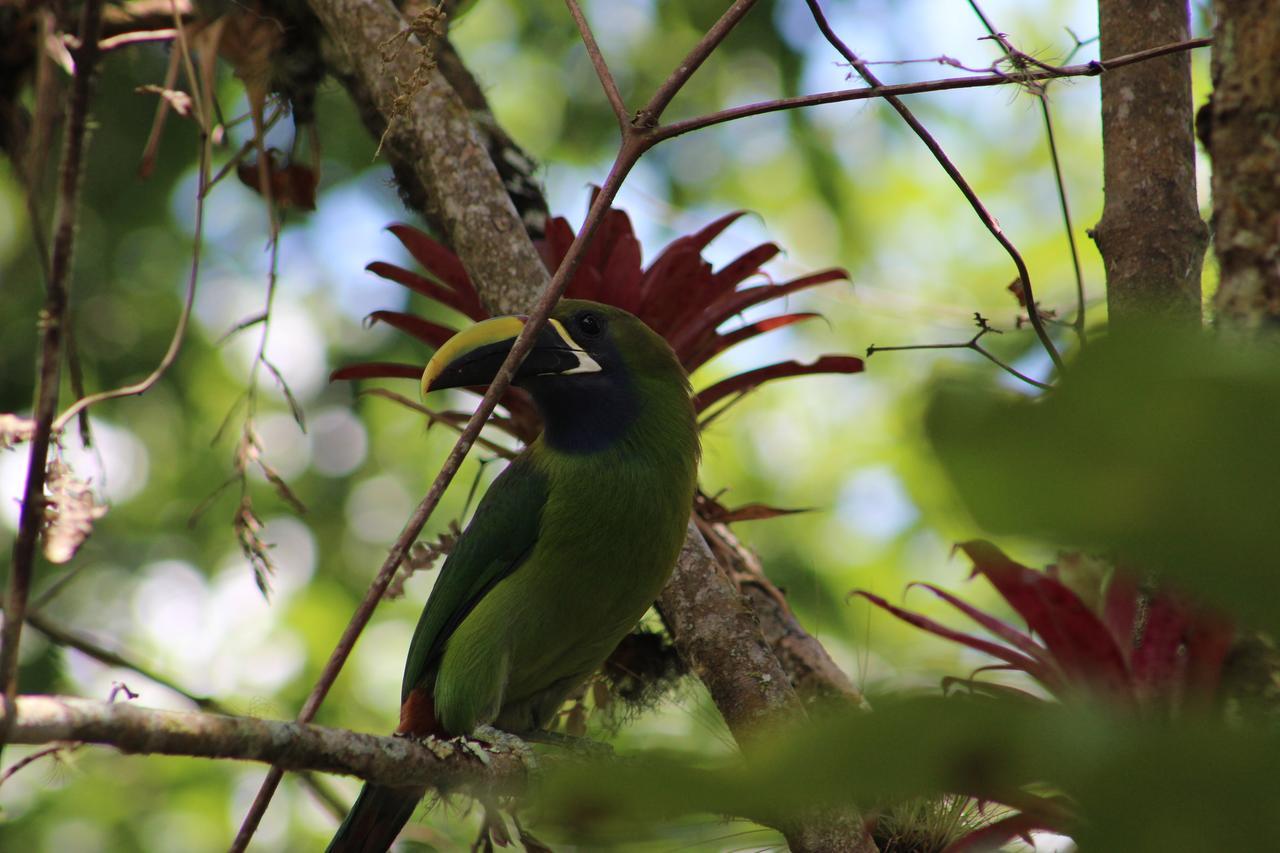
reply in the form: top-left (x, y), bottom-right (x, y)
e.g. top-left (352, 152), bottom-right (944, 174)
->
top-left (326, 781), bottom-right (424, 853)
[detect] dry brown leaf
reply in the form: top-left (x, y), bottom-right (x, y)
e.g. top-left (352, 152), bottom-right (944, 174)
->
top-left (42, 460), bottom-right (108, 564)
top-left (135, 84), bottom-right (193, 117)
top-left (0, 414), bottom-right (37, 450)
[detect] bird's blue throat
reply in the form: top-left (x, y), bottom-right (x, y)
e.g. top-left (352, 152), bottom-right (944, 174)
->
top-left (524, 368), bottom-right (641, 455)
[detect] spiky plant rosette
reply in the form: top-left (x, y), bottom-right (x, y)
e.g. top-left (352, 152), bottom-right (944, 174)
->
top-left (856, 540), bottom-right (1233, 712)
top-left (331, 199), bottom-right (864, 445)
top-left (855, 540), bottom-right (1235, 851)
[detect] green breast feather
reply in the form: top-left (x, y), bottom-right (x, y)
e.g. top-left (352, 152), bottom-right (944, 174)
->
top-left (399, 453), bottom-right (548, 701)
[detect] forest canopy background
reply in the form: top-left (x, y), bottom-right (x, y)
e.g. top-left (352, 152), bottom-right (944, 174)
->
top-left (0, 0), bottom-right (1239, 851)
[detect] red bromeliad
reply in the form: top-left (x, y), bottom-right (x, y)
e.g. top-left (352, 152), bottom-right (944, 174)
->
top-left (331, 199), bottom-right (864, 442)
top-left (856, 541), bottom-right (1233, 713)
top-left (856, 540), bottom-right (1234, 851)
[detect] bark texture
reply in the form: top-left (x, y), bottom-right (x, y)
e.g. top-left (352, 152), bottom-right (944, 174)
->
top-left (1094, 0), bottom-right (1208, 328)
top-left (1209, 0), bottom-right (1280, 330)
top-left (309, 0), bottom-right (547, 316)
top-left (2, 695), bottom-right (529, 793)
top-left (700, 518), bottom-right (868, 710)
top-left (657, 526), bottom-right (875, 852)
top-left (656, 524), bottom-right (805, 739)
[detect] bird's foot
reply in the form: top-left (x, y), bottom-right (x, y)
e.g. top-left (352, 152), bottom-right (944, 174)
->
top-left (520, 729), bottom-right (614, 759)
top-left (470, 725), bottom-right (539, 773)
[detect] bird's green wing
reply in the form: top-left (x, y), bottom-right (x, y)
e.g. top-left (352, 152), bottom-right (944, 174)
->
top-left (400, 451), bottom-right (548, 700)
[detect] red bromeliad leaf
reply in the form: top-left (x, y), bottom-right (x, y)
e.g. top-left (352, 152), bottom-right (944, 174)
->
top-left (364, 262), bottom-right (488, 321)
top-left (343, 197), bottom-right (864, 430)
top-left (958, 541), bottom-right (1134, 703)
top-left (908, 582), bottom-right (1050, 666)
top-left (683, 312), bottom-right (824, 374)
top-left (1130, 594), bottom-right (1191, 696)
top-left (710, 242), bottom-right (780, 294)
top-left (632, 240), bottom-right (706, 320)
top-left (1130, 593), bottom-right (1234, 706)
top-left (1102, 572), bottom-right (1140, 656)
top-left (693, 356), bottom-right (865, 413)
top-left (668, 269), bottom-right (849, 360)
top-left (853, 591), bottom-right (1055, 684)
top-left (366, 311), bottom-right (458, 349)
top-left (329, 362), bottom-right (422, 382)
top-left (686, 210), bottom-right (749, 253)
top-left (387, 224), bottom-right (479, 302)
top-left (700, 502), bottom-right (810, 524)
top-left (1182, 617), bottom-right (1234, 702)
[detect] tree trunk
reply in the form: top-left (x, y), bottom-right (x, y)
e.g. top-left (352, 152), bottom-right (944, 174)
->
top-left (1094, 0), bottom-right (1208, 328)
top-left (1208, 0), bottom-right (1280, 330)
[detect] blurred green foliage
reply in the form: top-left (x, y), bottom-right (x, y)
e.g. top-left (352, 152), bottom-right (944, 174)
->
top-left (539, 697), bottom-right (1280, 850)
top-left (0, 0), bottom-right (1232, 850)
top-left (927, 329), bottom-right (1280, 632)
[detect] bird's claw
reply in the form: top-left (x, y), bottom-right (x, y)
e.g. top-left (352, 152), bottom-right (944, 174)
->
top-left (469, 725), bottom-right (539, 773)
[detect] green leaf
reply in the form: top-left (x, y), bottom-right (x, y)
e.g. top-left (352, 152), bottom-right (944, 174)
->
top-left (925, 328), bottom-right (1280, 630)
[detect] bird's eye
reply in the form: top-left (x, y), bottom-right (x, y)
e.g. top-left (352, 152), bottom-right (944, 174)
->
top-left (576, 311), bottom-right (603, 337)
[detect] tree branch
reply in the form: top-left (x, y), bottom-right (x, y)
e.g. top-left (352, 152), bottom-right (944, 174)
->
top-left (965, 0), bottom-right (1089, 342)
top-left (1, 0), bottom-right (105, 761)
top-left (1093, 0), bottom-right (1208, 329)
top-left (313, 0), bottom-right (549, 316)
top-left (2, 695), bottom-right (531, 794)
top-left (566, 0), bottom-right (629, 130)
top-left (657, 525), bottom-right (872, 852)
top-left (636, 0), bottom-right (758, 126)
top-left (803, 0), bottom-right (1062, 372)
top-left (652, 37), bottom-right (1211, 142)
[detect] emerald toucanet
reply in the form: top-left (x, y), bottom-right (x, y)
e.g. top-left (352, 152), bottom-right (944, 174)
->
top-left (328, 300), bottom-right (699, 852)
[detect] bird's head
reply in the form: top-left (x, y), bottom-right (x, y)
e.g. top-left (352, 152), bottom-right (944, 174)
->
top-left (422, 299), bottom-right (692, 453)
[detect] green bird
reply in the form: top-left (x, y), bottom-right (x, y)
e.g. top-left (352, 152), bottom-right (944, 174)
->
top-left (328, 300), bottom-right (699, 853)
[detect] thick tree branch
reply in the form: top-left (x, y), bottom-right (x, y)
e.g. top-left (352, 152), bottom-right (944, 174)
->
top-left (2, 695), bottom-right (530, 793)
top-left (696, 519), bottom-right (869, 710)
top-left (656, 524), bottom-right (804, 738)
top-left (312, 0), bottom-right (548, 316)
top-left (656, 525), bottom-right (872, 852)
top-left (1094, 0), bottom-right (1208, 328)
top-left (1209, 0), bottom-right (1280, 330)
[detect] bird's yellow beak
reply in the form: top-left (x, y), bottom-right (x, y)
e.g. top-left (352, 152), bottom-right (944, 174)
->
top-left (421, 316), bottom-right (600, 397)
top-left (421, 316), bottom-right (527, 397)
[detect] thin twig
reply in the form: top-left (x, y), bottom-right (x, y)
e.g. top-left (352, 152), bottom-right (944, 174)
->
top-left (803, 0), bottom-right (1064, 372)
top-left (565, 0), bottom-right (628, 130)
top-left (26, 608), bottom-right (221, 710)
top-left (0, 0), bottom-right (105, 762)
top-left (0, 743), bottom-right (78, 787)
top-left (966, 1), bottom-right (1087, 343)
top-left (100, 28), bottom-right (178, 51)
top-left (652, 37), bottom-right (1211, 143)
top-left (358, 389), bottom-right (518, 459)
top-left (867, 313), bottom-right (1052, 390)
top-left (52, 110), bottom-right (208, 432)
top-left (637, 0), bottom-right (759, 127)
